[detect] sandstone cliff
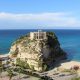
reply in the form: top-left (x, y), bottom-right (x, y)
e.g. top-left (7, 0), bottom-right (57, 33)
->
top-left (9, 31), bottom-right (66, 72)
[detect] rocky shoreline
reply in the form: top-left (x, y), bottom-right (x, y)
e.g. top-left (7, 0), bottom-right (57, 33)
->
top-left (8, 31), bottom-right (66, 72)
top-left (1, 30), bottom-right (79, 80)
top-left (0, 54), bottom-right (80, 80)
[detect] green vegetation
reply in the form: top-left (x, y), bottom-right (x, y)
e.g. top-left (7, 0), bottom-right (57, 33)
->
top-left (47, 31), bottom-right (57, 39)
top-left (6, 61), bottom-right (10, 65)
top-left (0, 61), bottom-right (2, 67)
top-left (17, 67), bottom-right (23, 79)
top-left (12, 33), bottom-right (29, 45)
top-left (16, 58), bottom-right (30, 69)
top-left (9, 31), bottom-right (66, 73)
top-left (42, 64), bottom-right (48, 71)
top-left (16, 58), bottom-right (48, 71)
top-left (62, 69), bottom-right (72, 72)
top-left (0, 62), bottom-right (3, 78)
top-left (46, 32), bottom-right (59, 48)
top-left (7, 68), bottom-right (14, 80)
top-left (0, 67), bottom-right (3, 78)
top-left (38, 59), bottom-right (43, 67)
top-left (30, 65), bottom-right (35, 71)
top-left (71, 77), bottom-right (80, 80)
top-left (62, 69), bottom-right (77, 74)
top-left (12, 39), bottom-right (22, 45)
top-left (47, 32), bottom-right (54, 36)
top-left (11, 48), bottom-right (18, 57)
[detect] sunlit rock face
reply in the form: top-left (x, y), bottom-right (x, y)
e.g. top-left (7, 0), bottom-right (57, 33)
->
top-left (9, 31), bottom-right (66, 72)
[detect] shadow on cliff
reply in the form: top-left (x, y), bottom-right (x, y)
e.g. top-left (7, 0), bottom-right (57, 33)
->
top-left (47, 46), bottom-right (79, 71)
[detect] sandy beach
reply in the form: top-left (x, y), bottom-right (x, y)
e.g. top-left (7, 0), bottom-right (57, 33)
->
top-left (0, 54), bottom-right (9, 57)
top-left (59, 61), bottom-right (80, 69)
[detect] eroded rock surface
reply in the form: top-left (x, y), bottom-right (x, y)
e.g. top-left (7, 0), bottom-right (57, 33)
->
top-left (9, 31), bottom-right (66, 72)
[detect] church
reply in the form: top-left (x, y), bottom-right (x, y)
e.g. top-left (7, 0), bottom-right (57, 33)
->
top-left (30, 30), bottom-right (47, 40)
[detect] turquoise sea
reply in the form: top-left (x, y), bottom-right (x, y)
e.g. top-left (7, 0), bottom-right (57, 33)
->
top-left (0, 29), bottom-right (80, 61)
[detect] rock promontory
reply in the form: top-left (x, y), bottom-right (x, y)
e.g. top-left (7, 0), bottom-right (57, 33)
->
top-left (9, 30), bottom-right (66, 72)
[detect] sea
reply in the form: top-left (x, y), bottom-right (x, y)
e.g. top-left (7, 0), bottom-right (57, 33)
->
top-left (0, 29), bottom-right (80, 61)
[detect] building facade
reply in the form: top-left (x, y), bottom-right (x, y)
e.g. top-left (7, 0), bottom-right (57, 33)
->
top-left (30, 30), bottom-right (47, 40)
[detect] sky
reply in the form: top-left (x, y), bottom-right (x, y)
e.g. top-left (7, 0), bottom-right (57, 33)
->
top-left (0, 0), bottom-right (80, 29)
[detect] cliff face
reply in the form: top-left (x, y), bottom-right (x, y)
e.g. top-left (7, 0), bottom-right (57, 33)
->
top-left (9, 32), bottom-right (66, 72)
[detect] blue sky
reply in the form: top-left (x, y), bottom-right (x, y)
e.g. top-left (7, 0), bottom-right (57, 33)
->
top-left (0, 0), bottom-right (80, 29)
